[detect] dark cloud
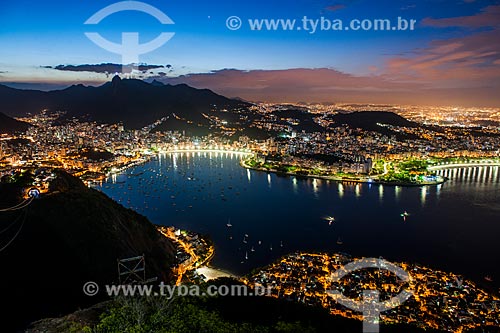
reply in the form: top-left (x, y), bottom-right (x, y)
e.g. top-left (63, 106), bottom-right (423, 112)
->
top-left (325, 4), bottom-right (346, 11)
top-left (389, 5), bottom-right (500, 92)
top-left (154, 67), bottom-right (500, 107)
top-left (400, 4), bottom-right (416, 10)
top-left (422, 4), bottom-right (500, 28)
top-left (157, 68), bottom-right (416, 102)
top-left (50, 63), bottom-right (171, 74)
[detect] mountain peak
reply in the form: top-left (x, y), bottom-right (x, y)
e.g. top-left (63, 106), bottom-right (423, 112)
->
top-left (111, 75), bottom-right (122, 93)
top-left (111, 75), bottom-right (122, 83)
top-left (0, 78), bottom-right (251, 130)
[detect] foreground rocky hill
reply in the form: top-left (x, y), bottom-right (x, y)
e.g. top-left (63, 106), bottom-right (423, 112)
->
top-left (0, 170), bottom-right (176, 331)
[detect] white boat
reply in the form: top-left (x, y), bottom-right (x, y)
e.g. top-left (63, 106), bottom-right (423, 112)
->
top-left (323, 216), bottom-right (335, 225)
top-left (226, 218), bottom-right (232, 227)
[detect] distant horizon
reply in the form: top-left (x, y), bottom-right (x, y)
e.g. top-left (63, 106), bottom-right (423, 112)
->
top-left (1, 71), bottom-right (499, 109)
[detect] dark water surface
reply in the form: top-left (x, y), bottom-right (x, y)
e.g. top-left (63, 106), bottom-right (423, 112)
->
top-left (97, 152), bottom-right (500, 287)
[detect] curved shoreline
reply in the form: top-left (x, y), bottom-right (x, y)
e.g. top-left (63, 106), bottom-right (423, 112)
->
top-left (240, 159), bottom-right (447, 187)
top-left (100, 151), bottom-right (450, 187)
top-left (196, 265), bottom-right (239, 280)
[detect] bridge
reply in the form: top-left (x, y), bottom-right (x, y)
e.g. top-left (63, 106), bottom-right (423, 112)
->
top-left (428, 160), bottom-right (500, 183)
top-left (428, 160), bottom-right (500, 171)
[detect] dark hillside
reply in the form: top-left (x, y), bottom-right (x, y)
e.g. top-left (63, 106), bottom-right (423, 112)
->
top-left (0, 170), bottom-right (175, 331)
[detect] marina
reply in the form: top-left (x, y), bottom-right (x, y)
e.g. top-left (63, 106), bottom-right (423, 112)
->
top-left (97, 152), bottom-right (500, 288)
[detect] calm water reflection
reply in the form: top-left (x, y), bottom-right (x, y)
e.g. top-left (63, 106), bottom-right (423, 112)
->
top-left (97, 153), bottom-right (500, 286)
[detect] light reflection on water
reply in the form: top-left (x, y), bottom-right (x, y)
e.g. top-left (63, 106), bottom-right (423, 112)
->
top-left (98, 154), bottom-right (500, 286)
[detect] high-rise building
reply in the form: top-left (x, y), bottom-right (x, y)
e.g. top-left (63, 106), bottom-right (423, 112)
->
top-left (364, 157), bottom-right (373, 174)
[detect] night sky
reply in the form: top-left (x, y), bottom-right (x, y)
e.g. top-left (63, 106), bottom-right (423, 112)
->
top-left (0, 0), bottom-right (499, 106)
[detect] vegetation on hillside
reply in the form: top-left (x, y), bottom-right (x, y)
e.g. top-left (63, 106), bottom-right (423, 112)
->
top-left (36, 278), bottom-right (450, 333)
top-left (0, 170), bottom-right (176, 331)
